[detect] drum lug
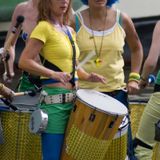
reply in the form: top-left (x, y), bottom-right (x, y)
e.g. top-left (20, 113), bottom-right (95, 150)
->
top-left (89, 113), bottom-right (96, 122)
top-left (108, 121), bottom-right (114, 128)
top-left (108, 115), bottom-right (119, 128)
top-left (73, 104), bottom-right (77, 112)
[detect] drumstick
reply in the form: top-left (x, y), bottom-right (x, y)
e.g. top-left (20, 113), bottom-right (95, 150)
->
top-left (0, 90), bottom-right (36, 98)
top-left (76, 50), bottom-right (96, 70)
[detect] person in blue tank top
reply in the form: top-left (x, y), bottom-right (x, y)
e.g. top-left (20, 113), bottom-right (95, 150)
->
top-left (133, 21), bottom-right (160, 160)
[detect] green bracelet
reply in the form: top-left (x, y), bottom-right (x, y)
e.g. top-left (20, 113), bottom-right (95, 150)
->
top-left (128, 78), bottom-right (140, 83)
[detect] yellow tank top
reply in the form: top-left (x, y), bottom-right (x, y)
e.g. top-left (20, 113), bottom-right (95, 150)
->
top-left (30, 21), bottom-right (80, 78)
top-left (76, 10), bottom-right (126, 92)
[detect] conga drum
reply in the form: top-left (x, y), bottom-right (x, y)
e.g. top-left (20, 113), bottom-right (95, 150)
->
top-left (61, 89), bottom-right (128, 160)
top-left (104, 116), bottom-right (129, 160)
top-left (0, 94), bottom-right (42, 160)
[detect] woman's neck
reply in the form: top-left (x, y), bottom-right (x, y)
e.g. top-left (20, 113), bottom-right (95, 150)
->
top-left (51, 15), bottom-right (64, 27)
top-left (88, 7), bottom-right (107, 19)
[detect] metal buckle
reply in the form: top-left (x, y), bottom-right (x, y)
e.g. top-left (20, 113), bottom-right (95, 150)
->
top-left (62, 94), bottom-right (65, 104)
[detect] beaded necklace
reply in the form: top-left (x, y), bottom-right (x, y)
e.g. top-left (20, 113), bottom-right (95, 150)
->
top-left (89, 10), bottom-right (107, 67)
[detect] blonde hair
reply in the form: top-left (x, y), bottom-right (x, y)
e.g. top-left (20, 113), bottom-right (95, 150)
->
top-left (38, 0), bottom-right (72, 25)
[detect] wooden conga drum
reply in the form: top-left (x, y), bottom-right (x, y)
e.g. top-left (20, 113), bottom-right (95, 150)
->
top-left (61, 89), bottom-right (128, 160)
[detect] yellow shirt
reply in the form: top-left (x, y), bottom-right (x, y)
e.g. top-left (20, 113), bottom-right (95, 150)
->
top-left (76, 10), bottom-right (126, 92)
top-left (30, 21), bottom-right (80, 78)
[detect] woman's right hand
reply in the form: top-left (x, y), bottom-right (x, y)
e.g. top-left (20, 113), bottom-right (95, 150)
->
top-left (0, 84), bottom-right (15, 101)
top-left (51, 72), bottom-right (71, 85)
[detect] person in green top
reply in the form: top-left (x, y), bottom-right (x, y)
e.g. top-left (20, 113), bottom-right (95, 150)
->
top-left (133, 21), bottom-right (160, 160)
top-left (18, 0), bottom-right (105, 159)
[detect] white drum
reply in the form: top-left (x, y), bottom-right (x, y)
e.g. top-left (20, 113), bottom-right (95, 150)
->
top-left (61, 89), bottom-right (128, 160)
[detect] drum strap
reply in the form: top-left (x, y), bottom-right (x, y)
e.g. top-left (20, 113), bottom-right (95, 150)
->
top-left (154, 84), bottom-right (160, 92)
top-left (103, 90), bottom-right (121, 97)
top-left (133, 137), bottom-right (153, 150)
top-left (0, 98), bottom-right (18, 111)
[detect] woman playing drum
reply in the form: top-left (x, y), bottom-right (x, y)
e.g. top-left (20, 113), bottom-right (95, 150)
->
top-left (18, 0), bottom-right (105, 159)
top-left (71, 0), bottom-right (143, 159)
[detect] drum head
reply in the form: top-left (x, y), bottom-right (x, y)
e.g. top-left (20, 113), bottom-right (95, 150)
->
top-left (76, 89), bottom-right (128, 116)
top-left (29, 109), bottom-right (48, 134)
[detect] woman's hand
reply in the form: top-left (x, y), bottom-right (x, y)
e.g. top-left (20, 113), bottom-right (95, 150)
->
top-left (138, 79), bottom-right (148, 89)
top-left (88, 72), bottom-right (106, 84)
top-left (0, 84), bottom-right (15, 101)
top-left (127, 81), bottom-right (140, 94)
top-left (51, 72), bottom-right (71, 85)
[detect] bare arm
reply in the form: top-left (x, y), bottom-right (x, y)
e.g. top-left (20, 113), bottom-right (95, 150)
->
top-left (141, 21), bottom-right (160, 80)
top-left (122, 13), bottom-right (143, 94)
top-left (3, 3), bottom-right (25, 80)
top-left (19, 39), bottom-right (71, 84)
top-left (122, 12), bottom-right (143, 73)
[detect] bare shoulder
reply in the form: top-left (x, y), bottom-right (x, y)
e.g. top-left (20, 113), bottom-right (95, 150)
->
top-left (119, 11), bottom-right (135, 32)
top-left (120, 11), bottom-right (133, 25)
top-left (13, 1), bottom-right (28, 16)
top-left (154, 21), bottom-right (160, 32)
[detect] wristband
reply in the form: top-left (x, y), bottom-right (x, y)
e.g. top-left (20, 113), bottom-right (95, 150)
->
top-left (128, 78), bottom-right (140, 83)
top-left (129, 72), bottom-right (140, 82)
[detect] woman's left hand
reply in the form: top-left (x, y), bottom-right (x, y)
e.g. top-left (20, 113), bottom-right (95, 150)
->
top-left (127, 81), bottom-right (140, 94)
top-left (88, 72), bottom-right (106, 84)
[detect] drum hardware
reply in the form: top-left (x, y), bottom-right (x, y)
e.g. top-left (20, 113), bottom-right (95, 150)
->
top-left (155, 120), bottom-right (160, 141)
top-left (73, 104), bottom-right (77, 112)
top-left (89, 113), bottom-right (96, 122)
top-left (39, 90), bottom-right (48, 104)
top-left (89, 109), bottom-right (96, 122)
top-left (29, 109), bottom-right (48, 134)
top-left (109, 115), bottom-right (119, 128)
